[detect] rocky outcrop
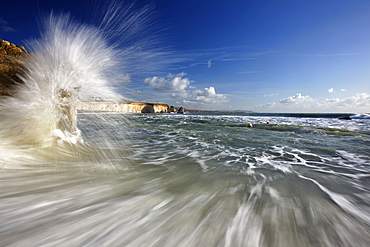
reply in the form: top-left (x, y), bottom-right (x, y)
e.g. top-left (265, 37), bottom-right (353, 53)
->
top-left (141, 104), bottom-right (154, 113)
top-left (0, 38), bottom-right (30, 96)
top-left (76, 102), bottom-right (170, 113)
top-left (169, 106), bottom-right (176, 113)
top-left (177, 107), bottom-right (185, 114)
top-left (339, 116), bottom-right (352, 120)
top-left (0, 38), bottom-right (28, 57)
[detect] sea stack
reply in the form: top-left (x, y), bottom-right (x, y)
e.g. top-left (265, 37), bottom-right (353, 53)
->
top-left (177, 107), bottom-right (185, 114)
top-left (169, 106), bottom-right (176, 113)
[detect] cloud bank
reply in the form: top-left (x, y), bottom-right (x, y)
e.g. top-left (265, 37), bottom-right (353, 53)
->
top-left (257, 92), bottom-right (370, 113)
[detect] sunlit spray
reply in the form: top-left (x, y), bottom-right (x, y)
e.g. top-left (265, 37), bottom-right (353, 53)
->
top-left (0, 3), bottom-right (167, 148)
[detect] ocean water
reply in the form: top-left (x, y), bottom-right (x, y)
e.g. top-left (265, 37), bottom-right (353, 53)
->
top-left (0, 8), bottom-right (370, 247)
top-left (1, 111), bottom-right (369, 246)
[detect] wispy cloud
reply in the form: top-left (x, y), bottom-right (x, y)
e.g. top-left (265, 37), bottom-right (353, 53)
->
top-left (174, 47), bottom-right (284, 69)
top-left (301, 53), bottom-right (359, 57)
top-left (220, 57), bottom-right (254, 61)
top-left (0, 18), bottom-right (16, 32)
top-left (188, 61), bottom-right (211, 68)
top-left (328, 88), bottom-right (335, 93)
top-left (238, 71), bottom-right (261, 74)
top-left (264, 93), bottom-right (278, 97)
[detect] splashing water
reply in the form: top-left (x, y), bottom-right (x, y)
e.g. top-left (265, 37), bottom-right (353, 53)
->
top-left (0, 14), bottom-right (121, 147)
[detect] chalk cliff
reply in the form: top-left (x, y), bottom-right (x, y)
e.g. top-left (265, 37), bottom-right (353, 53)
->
top-left (76, 102), bottom-right (170, 113)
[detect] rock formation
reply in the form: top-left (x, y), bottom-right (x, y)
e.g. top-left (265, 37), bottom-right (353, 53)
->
top-left (141, 104), bottom-right (154, 113)
top-left (0, 38), bottom-right (30, 96)
top-left (76, 102), bottom-right (171, 113)
top-left (169, 106), bottom-right (176, 113)
top-left (0, 38), bottom-right (28, 57)
top-left (177, 107), bottom-right (185, 114)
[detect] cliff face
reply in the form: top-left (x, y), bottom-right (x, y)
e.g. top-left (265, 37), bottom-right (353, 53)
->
top-left (76, 102), bottom-right (170, 113)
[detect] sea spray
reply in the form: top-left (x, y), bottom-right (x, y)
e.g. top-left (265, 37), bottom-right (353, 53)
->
top-left (0, 0), bottom-right (168, 147)
top-left (0, 15), bottom-right (120, 147)
top-left (0, 3), bottom-right (167, 172)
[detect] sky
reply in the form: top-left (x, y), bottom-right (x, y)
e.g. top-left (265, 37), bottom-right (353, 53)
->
top-left (1, 0), bottom-right (370, 113)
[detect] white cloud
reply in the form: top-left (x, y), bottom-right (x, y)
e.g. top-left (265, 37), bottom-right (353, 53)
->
top-left (256, 92), bottom-right (370, 113)
top-left (257, 93), bottom-right (315, 112)
top-left (326, 93), bottom-right (370, 107)
top-left (194, 87), bottom-right (228, 103)
top-left (279, 93), bottom-right (313, 104)
top-left (341, 89), bottom-right (347, 92)
top-left (207, 60), bottom-right (212, 68)
top-left (144, 72), bottom-right (192, 91)
top-left (183, 86), bottom-right (228, 105)
top-left (328, 88), bottom-right (335, 93)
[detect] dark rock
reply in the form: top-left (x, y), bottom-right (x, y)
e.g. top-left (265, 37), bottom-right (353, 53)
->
top-left (0, 47), bottom-right (7, 55)
top-left (339, 116), bottom-right (352, 120)
top-left (0, 54), bottom-right (26, 96)
top-left (169, 106), bottom-right (176, 113)
top-left (141, 104), bottom-right (154, 113)
top-left (177, 107), bottom-right (185, 114)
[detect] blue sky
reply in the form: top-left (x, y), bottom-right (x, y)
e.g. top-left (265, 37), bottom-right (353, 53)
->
top-left (1, 0), bottom-right (370, 112)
